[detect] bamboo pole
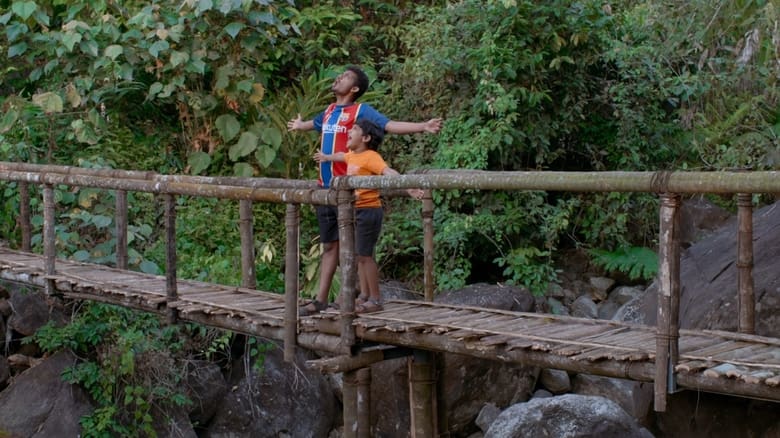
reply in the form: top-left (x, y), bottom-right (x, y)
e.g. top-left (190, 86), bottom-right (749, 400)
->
top-left (284, 203), bottom-right (300, 362)
top-left (336, 181), bottom-right (357, 354)
top-left (42, 184), bottom-right (55, 295)
top-left (164, 194), bottom-right (178, 324)
top-left (239, 200), bottom-right (256, 289)
top-left (19, 181), bottom-right (31, 251)
top-left (343, 369), bottom-right (359, 438)
top-left (409, 351), bottom-right (437, 438)
top-left (115, 190), bottom-right (128, 270)
top-left (356, 367), bottom-right (371, 438)
top-left (306, 347), bottom-right (412, 374)
top-left (737, 193), bottom-right (755, 334)
top-left (422, 190), bottom-right (435, 302)
top-left (655, 193), bottom-right (681, 412)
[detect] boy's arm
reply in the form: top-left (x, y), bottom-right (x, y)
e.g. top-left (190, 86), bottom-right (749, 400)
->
top-left (382, 167), bottom-right (424, 200)
top-left (314, 151), bottom-right (346, 163)
top-left (287, 113), bottom-right (315, 132)
top-left (384, 118), bottom-right (442, 135)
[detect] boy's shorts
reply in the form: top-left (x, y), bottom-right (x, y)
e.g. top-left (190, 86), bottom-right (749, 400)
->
top-left (355, 207), bottom-right (383, 256)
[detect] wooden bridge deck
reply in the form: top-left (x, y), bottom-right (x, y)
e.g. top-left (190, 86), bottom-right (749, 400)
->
top-left (1, 247), bottom-right (778, 402)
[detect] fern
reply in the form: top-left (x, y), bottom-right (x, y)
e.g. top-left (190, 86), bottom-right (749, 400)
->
top-left (589, 246), bottom-right (658, 281)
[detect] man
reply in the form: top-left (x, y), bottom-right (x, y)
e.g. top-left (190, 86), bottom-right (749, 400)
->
top-left (288, 65), bottom-right (442, 315)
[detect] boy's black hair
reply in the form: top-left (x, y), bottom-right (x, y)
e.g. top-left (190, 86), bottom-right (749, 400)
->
top-left (345, 65), bottom-right (370, 100)
top-left (355, 119), bottom-right (384, 151)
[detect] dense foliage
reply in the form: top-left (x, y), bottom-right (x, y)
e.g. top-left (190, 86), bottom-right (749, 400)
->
top-left (0, 0), bottom-right (778, 431)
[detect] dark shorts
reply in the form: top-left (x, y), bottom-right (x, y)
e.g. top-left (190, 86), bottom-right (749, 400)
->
top-left (316, 205), bottom-right (339, 243)
top-left (316, 206), bottom-right (383, 256)
top-left (355, 207), bottom-right (383, 257)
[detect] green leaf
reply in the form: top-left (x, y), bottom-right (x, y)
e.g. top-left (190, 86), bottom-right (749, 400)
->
top-left (224, 22), bottom-right (245, 39)
top-left (12, 1), bottom-right (37, 20)
top-left (104, 44), bottom-right (123, 60)
top-left (32, 92), bottom-right (63, 113)
top-left (62, 32), bottom-right (82, 52)
top-left (8, 42), bottom-right (28, 58)
top-left (79, 39), bottom-right (99, 57)
top-left (140, 260), bottom-right (160, 275)
top-left (73, 250), bottom-right (90, 262)
top-left (233, 162), bottom-right (254, 177)
top-left (260, 127), bottom-right (282, 148)
top-left (149, 40), bottom-right (169, 58)
top-left (149, 82), bottom-right (163, 97)
top-left (215, 114), bottom-right (240, 142)
top-left (0, 109), bottom-right (19, 133)
top-left (196, 0), bottom-right (214, 15)
top-left (228, 132), bottom-right (259, 161)
top-left (255, 144), bottom-right (276, 168)
top-left (91, 215), bottom-right (112, 228)
top-left (188, 151), bottom-right (211, 175)
top-left (169, 50), bottom-right (189, 67)
top-left (6, 22), bottom-right (28, 42)
top-left (0, 12), bottom-right (12, 25)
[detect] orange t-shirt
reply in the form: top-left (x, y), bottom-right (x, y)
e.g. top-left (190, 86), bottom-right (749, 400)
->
top-left (345, 150), bottom-right (387, 208)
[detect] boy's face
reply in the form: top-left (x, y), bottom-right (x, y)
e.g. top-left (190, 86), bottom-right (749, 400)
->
top-left (347, 125), bottom-right (368, 151)
top-left (331, 70), bottom-right (359, 97)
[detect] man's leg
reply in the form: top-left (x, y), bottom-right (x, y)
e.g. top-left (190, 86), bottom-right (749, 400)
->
top-left (317, 241), bottom-right (339, 304)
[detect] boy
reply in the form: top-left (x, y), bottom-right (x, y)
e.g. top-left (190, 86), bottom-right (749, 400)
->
top-left (314, 119), bottom-right (423, 313)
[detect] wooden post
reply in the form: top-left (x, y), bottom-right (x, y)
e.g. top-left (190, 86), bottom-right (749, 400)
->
top-left (655, 193), bottom-right (681, 412)
top-left (737, 193), bottom-right (755, 334)
top-left (409, 351), bottom-right (437, 437)
top-left (336, 184), bottom-right (357, 353)
top-left (164, 194), bottom-right (178, 324)
top-left (239, 199), bottom-right (256, 289)
top-left (19, 181), bottom-right (31, 251)
top-left (356, 367), bottom-right (371, 438)
top-left (422, 190), bottom-right (435, 302)
top-left (343, 369), bottom-right (357, 438)
top-left (284, 203), bottom-right (300, 362)
top-left (115, 189), bottom-right (128, 270)
top-left (42, 184), bottom-right (56, 295)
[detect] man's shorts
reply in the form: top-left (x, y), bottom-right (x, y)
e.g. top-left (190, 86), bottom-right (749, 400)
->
top-left (316, 205), bottom-right (383, 256)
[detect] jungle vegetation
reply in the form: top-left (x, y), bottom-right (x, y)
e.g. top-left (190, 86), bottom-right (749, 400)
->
top-left (0, 0), bottom-right (778, 434)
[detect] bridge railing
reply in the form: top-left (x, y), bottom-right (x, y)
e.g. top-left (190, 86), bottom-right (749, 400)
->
top-left (2, 162), bottom-right (780, 411)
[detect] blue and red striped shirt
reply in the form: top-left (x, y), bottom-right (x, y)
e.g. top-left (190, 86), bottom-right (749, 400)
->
top-left (313, 103), bottom-right (389, 188)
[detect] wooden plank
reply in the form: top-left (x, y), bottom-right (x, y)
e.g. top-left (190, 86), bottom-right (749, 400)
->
top-left (741, 370), bottom-right (775, 385)
top-left (682, 341), bottom-right (752, 359)
top-left (675, 360), bottom-right (712, 373)
top-left (703, 363), bottom-right (738, 379)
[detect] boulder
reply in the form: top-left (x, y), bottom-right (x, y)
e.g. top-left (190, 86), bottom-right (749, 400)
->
top-left (571, 374), bottom-right (653, 425)
top-left (539, 368), bottom-right (571, 394)
top-left (641, 201), bottom-right (780, 336)
top-left (485, 394), bottom-right (653, 438)
top-left (204, 340), bottom-right (337, 437)
top-left (435, 283), bottom-right (534, 312)
top-left (570, 295), bottom-right (598, 319)
top-left (0, 350), bottom-right (94, 438)
top-left (183, 360), bottom-right (228, 427)
top-left (8, 287), bottom-right (65, 336)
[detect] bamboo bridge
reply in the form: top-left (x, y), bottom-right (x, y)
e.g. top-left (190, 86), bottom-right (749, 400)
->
top-left (0, 162), bottom-right (779, 437)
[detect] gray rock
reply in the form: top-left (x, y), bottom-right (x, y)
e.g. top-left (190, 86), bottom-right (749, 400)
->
top-left (679, 195), bottom-right (731, 246)
top-left (485, 394), bottom-right (653, 438)
top-left (184, 360), bottom-right (228, 426)
top-left (532, 389), bottom-right (553, 399)
top-left (608, 286), bottom-right (644, 306)
top-left (8, 288), bottom-right (65, 336)
top-left (475, 403), bottom-right (501, 433)
top-left (571, 295), bottom-right (598, 319)
top-left (0, 355), bottom-right (8, 389)
top-left (0, 350), bottom-right (94, 438)
top-left (539, 368), bottom-right (571, 394)
top-left (436, 283), bottom-right (534, 312)
top-left (613, 297), bottom-right (645, 324)
top-left (571, 374), bottom-right (653, 424)
top-left (547, 297), bottom-right (569, 316)
top-left (598, 300), bottom-right (622, 320)
top-left (588, 276), bottom-right (615, 301)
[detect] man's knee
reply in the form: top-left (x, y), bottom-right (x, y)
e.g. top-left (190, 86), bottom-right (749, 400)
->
top-left (322, 241), bottom-right (339, 254)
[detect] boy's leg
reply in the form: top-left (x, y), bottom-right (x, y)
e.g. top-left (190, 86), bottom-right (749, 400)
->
top-left (354, 208), bottom-right (384, 313)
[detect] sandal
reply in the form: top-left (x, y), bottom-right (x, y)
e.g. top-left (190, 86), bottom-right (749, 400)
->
top-left (355, 298), bottom-right (383, 314)
top-left (355, 294), bottom-right (369, 306)
top-left (299, 299), bottom-right (328, 316)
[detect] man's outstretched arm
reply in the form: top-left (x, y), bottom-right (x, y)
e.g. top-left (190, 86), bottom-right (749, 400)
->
top-left (384, 118), bottom-right (442, 135)
top-left (287, 113), bottom-right (315, 132)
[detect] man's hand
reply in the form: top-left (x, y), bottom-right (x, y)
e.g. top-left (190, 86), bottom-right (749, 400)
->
top-left (287, 113), bottom-right (304, 131)
top-left (407, 189), bottom-right (425, 200)
top-left (423, 118), bottom-right (443, 134)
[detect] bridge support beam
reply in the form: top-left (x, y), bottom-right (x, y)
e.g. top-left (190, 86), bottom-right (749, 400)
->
top-left (239, 200), bottom-right (256, 289)
top-left (422, 191), bottom-right (435, 302)
top-left (655, 193), bottom-right (681, 412)
top-left (336, 184), bottom-right (357, 354)
top-left (164, 194), bottom-right (178, 324)
top-left (343, 367), bottom-right (371, 438)
top-left (115, 190), bottom-right (128, 270)
top-left (19, 181), bottom-right (31, 251)
top-left (409, 350), bottom-right (437, 437)
top-left (42, 184), bottom-right (56, 295)
top-left (737, 193), bottom-right (755, 334)
top-left (284, 203), bottom-right (300, 362)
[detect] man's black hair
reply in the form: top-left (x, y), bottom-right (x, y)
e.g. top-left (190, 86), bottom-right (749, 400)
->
top-left (355, 119), bottom-right (384, 151)
top-left (345, 65), bottom-right (370, 100)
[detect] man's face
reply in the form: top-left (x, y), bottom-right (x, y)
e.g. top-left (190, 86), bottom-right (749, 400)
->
top-left (331, 70), bottom-right (359, 97)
